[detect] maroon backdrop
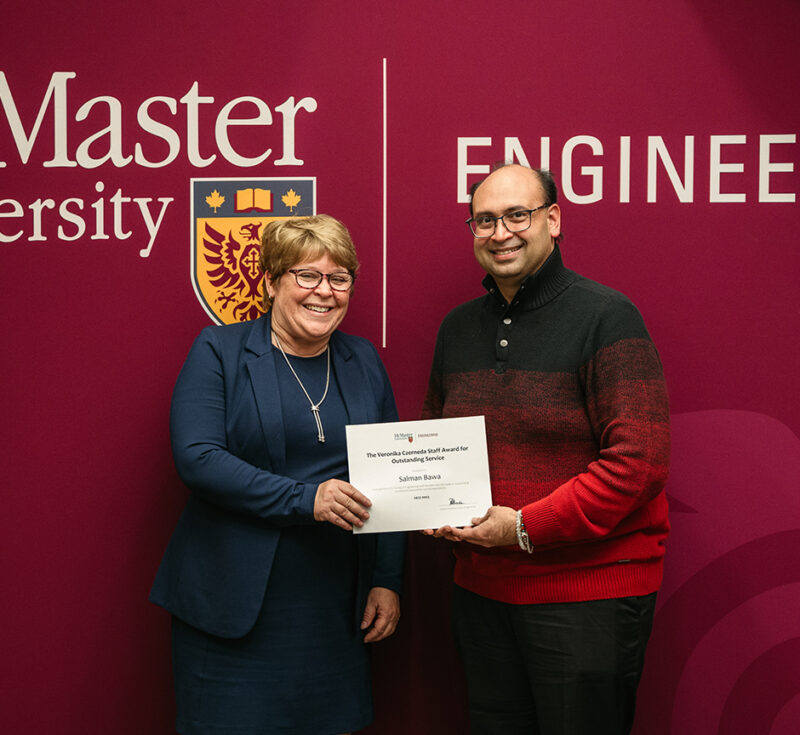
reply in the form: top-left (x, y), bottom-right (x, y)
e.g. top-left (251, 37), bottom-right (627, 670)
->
top-left (2, 1), bottom-right (799, 733)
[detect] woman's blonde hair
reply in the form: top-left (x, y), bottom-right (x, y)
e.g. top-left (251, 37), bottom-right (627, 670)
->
top-left (259, 215), bottom-right (359, 310)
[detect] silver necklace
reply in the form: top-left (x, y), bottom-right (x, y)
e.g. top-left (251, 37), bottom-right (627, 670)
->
top-left (273, 334), bottom-right (331, 443)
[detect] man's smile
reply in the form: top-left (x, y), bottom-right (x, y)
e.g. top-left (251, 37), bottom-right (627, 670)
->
top-left (489, 243), bottom-right (523, 257)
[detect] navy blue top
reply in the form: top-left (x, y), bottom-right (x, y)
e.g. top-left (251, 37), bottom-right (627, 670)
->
top-left (276, 348), bottom-right (349, 484)
top-left (270, 349), bottom-right (358, 608)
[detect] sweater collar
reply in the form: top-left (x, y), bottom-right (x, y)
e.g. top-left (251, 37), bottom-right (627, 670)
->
top-left (481, 244), bottom-right (577, 311)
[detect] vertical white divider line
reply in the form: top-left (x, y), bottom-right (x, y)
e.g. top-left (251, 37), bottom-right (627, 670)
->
top-left (382, 57), bottom-right (388, 348)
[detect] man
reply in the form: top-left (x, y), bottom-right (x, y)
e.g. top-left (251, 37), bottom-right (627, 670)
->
top-left (423, 164), bottom-right (670, 734)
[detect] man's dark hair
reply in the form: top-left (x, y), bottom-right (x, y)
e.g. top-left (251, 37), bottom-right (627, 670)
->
top-left (468, 163), bottom-right (562, 244)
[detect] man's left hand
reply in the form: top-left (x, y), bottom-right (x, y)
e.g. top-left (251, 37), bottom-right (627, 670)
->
top-left (447, 505), bottom-right (518, 547)
top-left (361, 586), bottom-right (401, 643)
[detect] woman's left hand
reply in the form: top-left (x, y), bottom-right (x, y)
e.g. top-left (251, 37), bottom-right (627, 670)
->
top-left (360, 587), bottom-right (400, 643)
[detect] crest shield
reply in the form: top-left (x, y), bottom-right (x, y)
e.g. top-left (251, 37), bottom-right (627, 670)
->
top-left (191, 178), bottom-right (316, 324)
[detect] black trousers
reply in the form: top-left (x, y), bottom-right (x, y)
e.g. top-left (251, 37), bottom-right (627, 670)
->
top-left (452, 585), bottom-right (657, 735)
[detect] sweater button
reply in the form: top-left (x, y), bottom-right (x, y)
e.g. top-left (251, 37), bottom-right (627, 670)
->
top-left (499, 339), bottom-right (509, 348)
top-left (503, 318), bottom-right (511, 325)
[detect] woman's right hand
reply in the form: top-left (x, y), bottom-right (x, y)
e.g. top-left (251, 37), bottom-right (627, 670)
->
top-left (314, 479), bottom-right (372, 530)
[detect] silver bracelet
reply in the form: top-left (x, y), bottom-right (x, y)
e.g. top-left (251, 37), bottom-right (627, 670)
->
top-left (516, 510), bottom-right (534, 554)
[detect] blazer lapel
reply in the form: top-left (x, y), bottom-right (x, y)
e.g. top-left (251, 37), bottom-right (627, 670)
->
top-left (244, 316), bottom-right (287, 472)
top-left (331, 332), bottom-right (370, 426)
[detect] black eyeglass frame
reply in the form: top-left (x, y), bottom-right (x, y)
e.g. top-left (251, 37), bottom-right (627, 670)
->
top-left (466, 204), bottom-right (551, 237)
top-left (286, 268), bottom-right (357, 291)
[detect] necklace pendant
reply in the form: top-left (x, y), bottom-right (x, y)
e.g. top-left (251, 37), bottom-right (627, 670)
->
top-left (274, 334), bottom-right (331, 445)
top-left (311, 404), bottom-right (325, 443)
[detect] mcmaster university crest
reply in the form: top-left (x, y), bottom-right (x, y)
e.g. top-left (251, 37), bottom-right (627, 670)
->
top-left (190, 177), bottom-right (316, 324)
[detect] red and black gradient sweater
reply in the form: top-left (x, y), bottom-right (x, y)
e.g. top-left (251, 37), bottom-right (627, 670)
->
top-left (422, 246), bottom-right (670, 604)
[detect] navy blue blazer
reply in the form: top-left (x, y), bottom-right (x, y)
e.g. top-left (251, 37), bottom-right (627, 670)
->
top-left (150, 315), bottom-right (405, 638)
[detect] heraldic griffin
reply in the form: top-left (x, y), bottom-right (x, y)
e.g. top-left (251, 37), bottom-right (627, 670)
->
top-left (203, 221), bottom-right (266, 322)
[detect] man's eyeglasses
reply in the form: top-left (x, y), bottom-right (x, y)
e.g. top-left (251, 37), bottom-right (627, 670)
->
top-left (466, 204), bottom-right (550, 237)
top-left (287, 269), bottom-right (355, 291)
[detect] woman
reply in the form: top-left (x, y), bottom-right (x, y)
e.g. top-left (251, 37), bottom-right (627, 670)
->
top-left (150, 215), bottom-right (405, 735)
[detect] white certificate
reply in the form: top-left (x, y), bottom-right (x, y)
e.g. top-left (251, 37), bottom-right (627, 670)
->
top-left (346, 416), bottom-right (492, 534)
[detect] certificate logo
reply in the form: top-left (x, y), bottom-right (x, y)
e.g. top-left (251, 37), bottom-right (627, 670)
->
top-left (190, 177), bottom-right (316, 324)
top-left (394, 432), bottom-right (414, 443)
